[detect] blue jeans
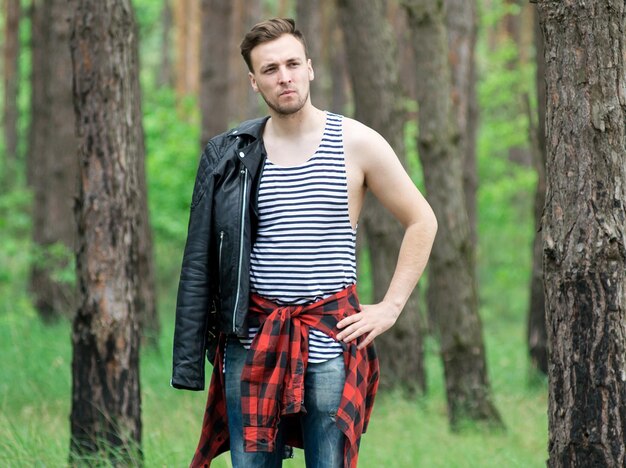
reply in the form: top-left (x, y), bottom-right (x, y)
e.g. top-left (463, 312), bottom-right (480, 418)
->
top-left (225, 338), bottom-right (346, 467)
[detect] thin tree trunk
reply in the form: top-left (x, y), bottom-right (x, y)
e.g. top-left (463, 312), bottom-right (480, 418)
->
top-left (338, 0), bottom-right (426, 394)
top-left (228, 0), bottom-right (261, 123)
top-left (402, 0), bottom-right (502, 427)
top-left (26, 0), bottom-right (44, 187)
top-left (445, 0), bottom-right (478, 251)
top-left (28, 0), bottom-right (78, 323)
top-left (277, 0), bottom-right (290, 17)
top-left (157, 0), bottom-right (173, 88)
top-left (133, 15), bottom-right (159, 348)
top-left (536, 1), bottom-right (626, 465)
top-left (296, 0), bottom-right (330, 112)
top-left (3, 0), bottom-right (20, 163)
top-left (69, 0), bottom-right (143, 462)
top-left (329, 17), bottom-right (348, 115)
top-left (200, 0), bottom-right (232, 146)
top-left (526, 7), bottom-right (547, 376)
top-left (173, 0), bottom-right (200, 98)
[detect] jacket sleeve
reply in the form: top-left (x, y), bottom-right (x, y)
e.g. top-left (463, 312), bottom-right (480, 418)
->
top-left (171, 146), bottom-right (216, 390)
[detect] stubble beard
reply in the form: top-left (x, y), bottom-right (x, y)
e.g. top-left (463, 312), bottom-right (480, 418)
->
top-left (261, 88), bottom-right (310, 116)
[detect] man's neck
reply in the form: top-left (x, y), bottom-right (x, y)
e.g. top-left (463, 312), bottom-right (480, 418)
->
top-left (265, 104), bottom-right (325, 140)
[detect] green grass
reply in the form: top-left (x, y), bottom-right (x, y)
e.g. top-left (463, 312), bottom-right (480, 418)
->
top-left (0, 296), bottom-right (547, 467)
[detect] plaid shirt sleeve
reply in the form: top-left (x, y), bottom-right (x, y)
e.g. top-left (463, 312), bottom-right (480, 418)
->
top-left (190, 284), bottom-right (379, 468)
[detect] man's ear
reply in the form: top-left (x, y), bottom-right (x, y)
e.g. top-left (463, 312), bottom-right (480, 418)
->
top-left (308, 58), bottom-right (314, 81)
top-left (249, 71), bottom-right (259, 93)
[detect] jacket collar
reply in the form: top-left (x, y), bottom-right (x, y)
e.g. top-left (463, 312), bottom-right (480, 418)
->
top-left (228, 116), bottom-right (270, 140)
top-left (227, 116), bottom-right (269, 176)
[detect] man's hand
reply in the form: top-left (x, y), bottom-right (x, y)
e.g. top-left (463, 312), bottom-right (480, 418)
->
top-left (336, 302), bottom-right (401, 350)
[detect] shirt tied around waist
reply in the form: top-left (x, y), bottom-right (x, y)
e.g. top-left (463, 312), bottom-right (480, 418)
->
top-left (190, 284), bottom-right (379, 468)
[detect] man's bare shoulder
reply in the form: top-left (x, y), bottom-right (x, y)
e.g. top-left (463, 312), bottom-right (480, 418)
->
top-left (342, 117), bottom-right (395, 164)
top-left (342, 116), bottom-right (399, 170)
top-left (342, 116), bottom-right (386, 146)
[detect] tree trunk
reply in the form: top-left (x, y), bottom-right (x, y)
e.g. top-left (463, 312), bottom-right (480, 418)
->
top-left (3, 0), bottom-right (20, 163)
top-left (526, 7), bottom-right (547, 376)
top-left (69, 0), bottom-right (143, 462)
top-left (200, 0), bottom-right (232, 146)
top-left (157, 0), bottom-right (173, 88)
top-left (133, 17), bottom-right (159, 348)
top-left (296, 0), bottom-right (330, 112)
top-left (338, 0), bottom-right (426, 394)
top-left (28, 0), bottom-right (79, 323)
top-left (173, 0), bottom-right (200, 98)
top-left (26, 0), bottom-right (44, 187)
top-left (402, 0), bottom-right (502, 428)
top-left (536, 1), bottom-right (626, 465)
top-left (228, 0), bottom-right (262, 123)
top-left (444, 0), bottom-right (478, 251)
top-left (329, 16), bottom-right (348, 115)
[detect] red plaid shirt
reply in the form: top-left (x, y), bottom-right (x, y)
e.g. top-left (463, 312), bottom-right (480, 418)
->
top-left (190, 284), bottom-right (379, 467)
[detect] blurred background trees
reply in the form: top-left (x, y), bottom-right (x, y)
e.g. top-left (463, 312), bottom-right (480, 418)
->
top-left (1, 0), bottom-right (560, 464)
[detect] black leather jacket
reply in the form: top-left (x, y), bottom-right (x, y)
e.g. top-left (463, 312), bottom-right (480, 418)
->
top-left (171, 116), bottom-right (269, 390)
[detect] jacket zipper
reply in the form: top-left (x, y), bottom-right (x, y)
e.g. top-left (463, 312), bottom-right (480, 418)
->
top-left (218, 231), bottom-right (224, 295)
top-left (232, 166), bottom-right (248, 332)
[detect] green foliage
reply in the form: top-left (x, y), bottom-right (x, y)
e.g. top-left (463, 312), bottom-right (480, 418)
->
top-left (475, 0), bottom-right (538, 324)
top-left (143, 86), bottom-right (200, 297)
top-left (0, 185), bottom-right (33, 314)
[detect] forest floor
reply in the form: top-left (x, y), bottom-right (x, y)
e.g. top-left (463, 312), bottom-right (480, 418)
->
top-left (0, 294), bottom-right (547, 468)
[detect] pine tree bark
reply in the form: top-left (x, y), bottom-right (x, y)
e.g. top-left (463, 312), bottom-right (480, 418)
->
top-left (536, 1), bottom-right (626, 465)
top-left (3, 0), bottom-right (20, 163)
top-left (200, 0), bottom-right (232, 146)
top-left (444, 0), bottom-right (479, 251)
top-left (133, 17), bottom-right (159, 348)
top-left (338, 0), bottom-right (426, 394)
top-left (527, 7), bottom-right (547, 375)
top-left (28, 0), bottom-right (79, 323)
top-left (402, 0), bottom-right (502, 427)
top-left (228, 0), bottom-right (252, 123)
top-left (173, 0), bottom-right (200, 98)
top-left (296, 0), bottom-right (330, 112)
top-left (157, 0), bottom-right (173, 88)
top-left (26, 0), bottom-right (44, 187)
top-left (329, 17), bottom-right (348, 115)
top-left (69, 0), bottom-right (143, 462)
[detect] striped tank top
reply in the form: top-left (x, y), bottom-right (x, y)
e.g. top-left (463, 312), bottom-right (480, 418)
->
top-left (243, 112), bottom-right (357, 363)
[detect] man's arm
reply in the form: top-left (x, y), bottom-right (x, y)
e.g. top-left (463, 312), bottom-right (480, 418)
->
top-left (336, 119), bottom-right (437, 349)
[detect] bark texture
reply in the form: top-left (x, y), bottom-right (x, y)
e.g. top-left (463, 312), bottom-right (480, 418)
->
top-left (328, 2), bottom-right (349, 114)
top-left (338, 0), bottom-right (426, 394)
top-left (157, 0), bottom-right (173, 88)
top-left (200, 0), bottom-right (232, 146)
top-left (28, 0), bottom-right (79, 322)
top-left (228, 0), bottom-right (262, 123)
top-left (3, 0), bottom-right (20, 162)
top-left (296, 0), bottom-right (331, 112)
top-left (527, 8), bottom-right (547, 375)
top-left (69, 0), bottom-right (143, 462)
top-left (133, 9), bottom-right (159, 348)
top-left (536, 1), bottom-right (626, 466)
top-left (402, 0), bottom-right (502, 427)
top-left (173, 0), bottom-right (200, 97)
top-left (444, 0), bottom-right (479, 250)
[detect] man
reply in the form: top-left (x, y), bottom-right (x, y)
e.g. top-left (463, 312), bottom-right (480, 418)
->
top-left (172, 18), bottom-right (437, 468)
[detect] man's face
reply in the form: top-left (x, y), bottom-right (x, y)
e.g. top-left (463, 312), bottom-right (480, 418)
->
top-left (248, 34), bottom-right (314, 116)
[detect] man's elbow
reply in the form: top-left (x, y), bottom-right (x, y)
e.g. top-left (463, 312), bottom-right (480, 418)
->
top-left (411, 204), bottom-right (437, 245)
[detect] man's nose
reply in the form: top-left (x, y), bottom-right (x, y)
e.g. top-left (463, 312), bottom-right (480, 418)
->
top-left (277, 66), bottom-right (291, 83)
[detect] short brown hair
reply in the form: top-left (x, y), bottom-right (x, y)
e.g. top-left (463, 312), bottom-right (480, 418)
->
top-left (240, 18), bottom-right (308, 72)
